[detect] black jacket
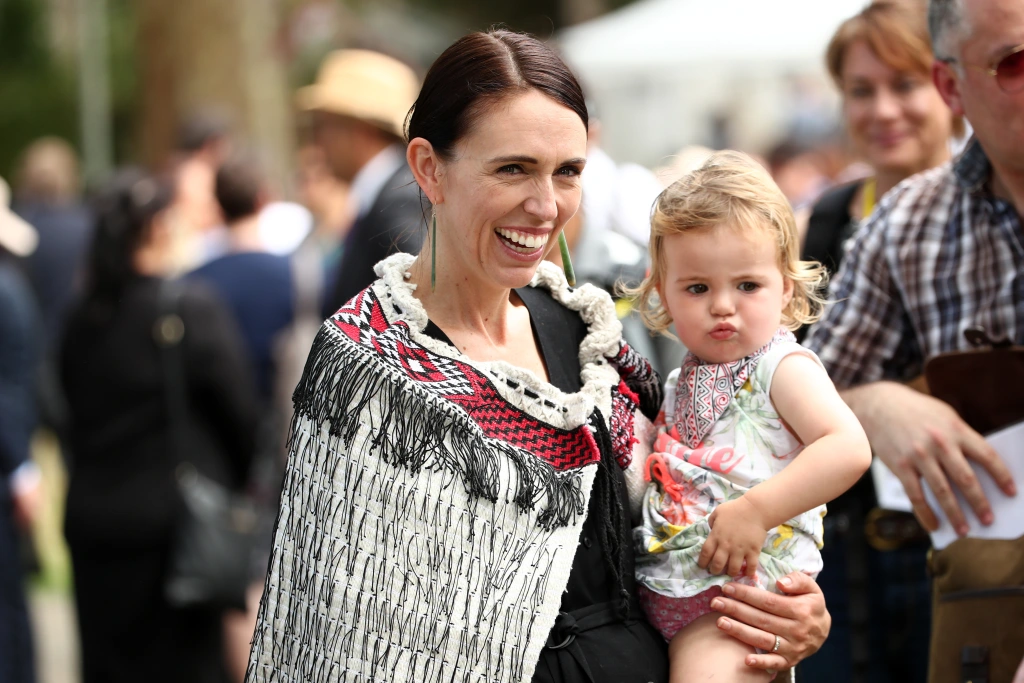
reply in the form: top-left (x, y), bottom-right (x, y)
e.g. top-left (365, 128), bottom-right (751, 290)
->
top-left (324, 163), bottom-right (427, 316)
top-left (60, 277), bottom-right (259, 549)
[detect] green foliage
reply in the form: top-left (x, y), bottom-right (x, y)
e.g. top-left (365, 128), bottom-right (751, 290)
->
top-left (0, 0), bottom-right (140, 183)
top-left (0, 0), bottom-right (78, 180)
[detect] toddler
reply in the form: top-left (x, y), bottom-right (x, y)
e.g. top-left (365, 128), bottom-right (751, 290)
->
top-left (629, 151), bottom-right (871, 682)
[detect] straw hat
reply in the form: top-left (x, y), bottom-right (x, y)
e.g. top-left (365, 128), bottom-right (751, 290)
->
top-left (296, 49), bottom-right (419, 138)
top-left (0, 177), bottom-right (38, 257)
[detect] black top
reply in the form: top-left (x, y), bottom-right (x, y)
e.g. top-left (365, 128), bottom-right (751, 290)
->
top-left (802, 181), bottom-right (862, 276)
top-left (60, 277), bottom-right (260, 549)
top-left (802, 182), bottom-right (881, 519)
top-left (423, 286), bottom-right (669, 683)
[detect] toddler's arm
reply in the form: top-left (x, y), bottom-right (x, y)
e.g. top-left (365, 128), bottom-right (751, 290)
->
top-left (699, 352), bottom-right (871, 577)
top-left (741, 352), bottom-right (872, 532)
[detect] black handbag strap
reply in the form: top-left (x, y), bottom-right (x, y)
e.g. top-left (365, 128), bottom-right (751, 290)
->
top-left (155, 279), bottom-right (190, 469)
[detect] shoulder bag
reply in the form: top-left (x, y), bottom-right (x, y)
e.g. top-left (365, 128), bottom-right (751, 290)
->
top-left (922, 327), bottom-right (1024, 683)
top-left (156, 279), bottom-right (258, 612)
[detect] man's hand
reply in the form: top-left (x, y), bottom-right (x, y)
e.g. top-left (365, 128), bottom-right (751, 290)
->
top-left (698, 496), bottom-right (768, 578)
top-left (843, 382), bottom-right (1016, 534)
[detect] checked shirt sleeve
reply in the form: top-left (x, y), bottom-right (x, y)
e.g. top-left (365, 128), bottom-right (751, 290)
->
top-left (804, 203), bottom-right (920, 389)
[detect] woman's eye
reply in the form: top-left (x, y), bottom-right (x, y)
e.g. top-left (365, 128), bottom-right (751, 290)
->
top-left (738, 282), bottom-right (760, 293)
top-left (497, 164), bottom-right (523, 175)
top-left (556, 165), bottom-right (582, 177)
top-left (848, 85), bottom-right (872, 99)
top-left (895, 78), bottom-right (919, 94)
top-left (686, 284), bottom-right (708, 294)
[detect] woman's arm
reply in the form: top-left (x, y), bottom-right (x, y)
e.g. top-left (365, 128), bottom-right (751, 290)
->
top-left (711, 572), bottom-right (830, 671)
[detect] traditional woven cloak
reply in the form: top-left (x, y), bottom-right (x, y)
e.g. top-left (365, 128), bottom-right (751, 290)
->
top-left (246, 253), bottom-right (660, 683)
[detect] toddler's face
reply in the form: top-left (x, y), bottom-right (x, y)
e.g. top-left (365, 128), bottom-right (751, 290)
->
top-left (658, 224), bottom-right (793, 364)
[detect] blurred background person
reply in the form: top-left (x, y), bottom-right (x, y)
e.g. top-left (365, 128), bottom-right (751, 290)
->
top-left (60, 169), bottom-right (259, 683)
top-left (297, 49), bottom-right (427, 316)
top-left (294, 143), bottom-right (355, 290)
top-left (191, 150), bottom-right (296, 411)
top-left (550, 113), bottom-right (670, 373)
top-left (10, 138), bottom-right (92, 441)
top-left (189, 150), bottom-right (305, 680)
top-left (803, 0), bottom-right (959, 274)
top-left (11, 138), bottom-right (92, 350)
top-left (765, 136), bottom-right (833, 213)
top-left (165, 112), bottom-right (233, 272)
top-left (0, 176), bottom-right (41, 683)
top-left (798, 2), bottom-right (962, 682)
top-left (579, 115), bottom-right (664, 246)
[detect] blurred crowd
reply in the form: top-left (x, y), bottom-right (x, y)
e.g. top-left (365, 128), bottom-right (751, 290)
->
top-left (1, 0), bottom-right (1023, 681)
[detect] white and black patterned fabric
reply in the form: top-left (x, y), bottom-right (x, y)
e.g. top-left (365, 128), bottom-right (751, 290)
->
top-left (246, 254), bottom-right (661, 683)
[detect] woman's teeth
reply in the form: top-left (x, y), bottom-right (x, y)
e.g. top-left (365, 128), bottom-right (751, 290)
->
top-left (496, 228), bottom-right (549, 251)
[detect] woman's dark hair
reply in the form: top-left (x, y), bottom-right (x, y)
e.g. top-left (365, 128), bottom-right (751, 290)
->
top-left (82, 167), bottom-right (173, 316)
top-left (406, 29), bottom-right (588, 160)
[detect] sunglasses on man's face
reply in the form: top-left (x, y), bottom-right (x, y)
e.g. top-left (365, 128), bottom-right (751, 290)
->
top-left (947, 44), bottom-right (1024, 94)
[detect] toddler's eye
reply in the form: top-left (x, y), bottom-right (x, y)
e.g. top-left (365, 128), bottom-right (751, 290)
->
top-left (686, 284), bottom-right (708, 294)
top-left (738, 282), bottom-right (760, 293)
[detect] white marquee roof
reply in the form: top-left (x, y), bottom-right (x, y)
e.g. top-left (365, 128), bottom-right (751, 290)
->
top-left (560, 0), bottom-right (872, 74)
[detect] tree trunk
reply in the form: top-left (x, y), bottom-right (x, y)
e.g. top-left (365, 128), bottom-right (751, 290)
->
top-left (136, 0), bottom-right (294, 192)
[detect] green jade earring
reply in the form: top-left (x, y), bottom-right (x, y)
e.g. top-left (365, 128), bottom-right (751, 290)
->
top-left (429, 216), bottom-right (575, 289)
top-left (558, 232), bottom-right (576, 287)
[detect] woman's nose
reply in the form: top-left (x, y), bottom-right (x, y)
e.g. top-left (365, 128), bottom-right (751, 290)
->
top-left (523, 179), bottom-right (559, 222)
top-left (872, 87), bottom-right (901, 121)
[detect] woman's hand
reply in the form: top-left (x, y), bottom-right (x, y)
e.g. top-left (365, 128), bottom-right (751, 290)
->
top-left (709, 571), bottom-right (830, 672)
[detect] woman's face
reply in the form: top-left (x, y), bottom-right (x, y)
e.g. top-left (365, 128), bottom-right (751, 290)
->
top-left (840, 40), bottom-right (953, 177)
top-left (435, 89), bottom-right (588, 291)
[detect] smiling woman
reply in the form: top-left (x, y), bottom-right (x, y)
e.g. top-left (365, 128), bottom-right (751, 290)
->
top-left (245, 29), bottom-right (833, 683)
top-left (803, 0), bottom-right (959, 275)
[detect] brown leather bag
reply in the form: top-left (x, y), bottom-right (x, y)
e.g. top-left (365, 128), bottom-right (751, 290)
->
top-left (923, 328), bottom-right (1024, 683)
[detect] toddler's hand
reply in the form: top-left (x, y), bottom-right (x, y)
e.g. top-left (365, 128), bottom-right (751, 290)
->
top-left (698, 496), bottom-right (769, 578)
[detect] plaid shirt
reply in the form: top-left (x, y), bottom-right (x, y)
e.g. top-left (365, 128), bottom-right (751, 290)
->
top-left (805, 140), bottom-right (1024, 388)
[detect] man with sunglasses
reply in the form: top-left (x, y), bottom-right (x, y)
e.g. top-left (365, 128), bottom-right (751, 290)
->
top-left (805, 0), bottom-right (1023, 678)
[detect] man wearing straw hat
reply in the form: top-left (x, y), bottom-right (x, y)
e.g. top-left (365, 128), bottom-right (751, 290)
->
top-left (299, 49), bottom-right (427, 316)
top-left (0, 176), bottom-right (40, 683)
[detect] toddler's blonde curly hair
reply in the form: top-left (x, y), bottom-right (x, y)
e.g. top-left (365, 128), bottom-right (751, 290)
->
top-left (630, 150), bottom-right (828, 336)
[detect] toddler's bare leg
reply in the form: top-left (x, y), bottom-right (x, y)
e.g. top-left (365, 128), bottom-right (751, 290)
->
top-left (668, 613), bottom-right (773, 683)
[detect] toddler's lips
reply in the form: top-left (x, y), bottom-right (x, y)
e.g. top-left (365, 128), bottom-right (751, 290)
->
top-left (709, 324), bottom-right (737, 341)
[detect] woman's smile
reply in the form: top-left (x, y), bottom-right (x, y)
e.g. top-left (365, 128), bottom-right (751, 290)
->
top-left (495, 227), bottom-right (552, 258)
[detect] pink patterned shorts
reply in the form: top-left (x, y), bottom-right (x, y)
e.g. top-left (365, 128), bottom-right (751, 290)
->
top-left (637, 584), bottom-right (724, 642)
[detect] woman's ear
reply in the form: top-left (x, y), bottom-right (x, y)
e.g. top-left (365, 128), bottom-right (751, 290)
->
top-left (407, 137), bottom-right (443, 205)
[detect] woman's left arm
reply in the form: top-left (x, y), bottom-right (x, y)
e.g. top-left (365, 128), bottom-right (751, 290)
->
top-left (710, 572), bottom-right (830, 671)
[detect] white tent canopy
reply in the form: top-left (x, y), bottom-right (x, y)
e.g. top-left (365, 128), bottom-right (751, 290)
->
top-left (561, 0), bottom-right (871, 73)
top-left (559, 0), bottom-right (872, 166)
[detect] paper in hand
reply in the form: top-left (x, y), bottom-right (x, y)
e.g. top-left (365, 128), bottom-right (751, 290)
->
top-left (923, 420), bottom-right (1024, 550)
